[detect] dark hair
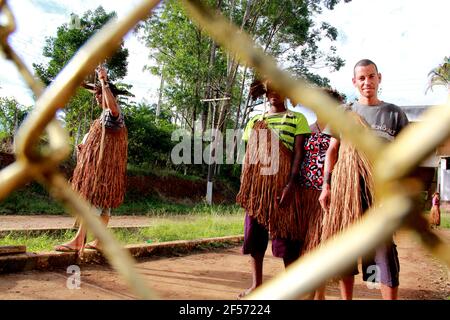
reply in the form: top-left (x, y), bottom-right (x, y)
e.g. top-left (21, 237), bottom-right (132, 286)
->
top-left (249, 78), bottom-right (268, 100)
top-left (324, 88), bottom-right (344, 103)
top-left (83, 82), bottom-right (131, 98)
top-left (353, 59), bottom-right (379, 75)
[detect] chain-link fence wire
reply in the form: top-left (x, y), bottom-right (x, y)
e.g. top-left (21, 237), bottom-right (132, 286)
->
top-left (181, 0), bottom-right (450, 299)
top-left (0, 0), bottom-right (449, 300)
top-left (0, 0), bottom-right (163, 299)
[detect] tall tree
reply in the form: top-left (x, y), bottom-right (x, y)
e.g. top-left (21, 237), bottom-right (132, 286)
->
top-left (0, 97), bottom-right (29, 152)
top-left (32, 6), bottom-right (130, 149)
top-left (141, 0), bottom-right (350, 190)
top-left (140, 0), bottom-right (225, 136)
top-left (141, 0), bottom-right (348, 135)
top-left (33, 6), bottom-right (128, 84)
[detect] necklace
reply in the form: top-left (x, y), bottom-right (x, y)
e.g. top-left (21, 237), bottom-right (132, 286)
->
top-left (314, 122), bottom-right (322, 133)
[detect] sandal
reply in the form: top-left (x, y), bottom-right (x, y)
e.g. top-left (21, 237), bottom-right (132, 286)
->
top-left (54, 244), bottom-right (79, 252)
top-left (85, 242), bottom-right (101, 251)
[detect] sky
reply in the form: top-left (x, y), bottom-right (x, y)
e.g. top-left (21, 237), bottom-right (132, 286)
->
top-left (0, 0), bottom-right (448, 120)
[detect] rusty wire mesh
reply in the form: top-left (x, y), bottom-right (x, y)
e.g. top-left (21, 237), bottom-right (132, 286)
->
top-left (0, 0), bottom-right (448, 300)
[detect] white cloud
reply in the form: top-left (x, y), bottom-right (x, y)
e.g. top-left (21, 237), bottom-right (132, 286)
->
top-left (0, 0), bottom-right (159, 106)
top-left (315, 0), bottom-right (449, 106)
top-left (1, 0), bottom-right (448, 110)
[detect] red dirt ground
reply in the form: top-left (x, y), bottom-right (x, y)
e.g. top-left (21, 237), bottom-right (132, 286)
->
top-left (0, 228), bottom-right (448, 300)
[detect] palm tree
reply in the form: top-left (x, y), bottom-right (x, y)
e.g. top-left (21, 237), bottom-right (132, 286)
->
top-left (426, 56), bottom-right (450, 93)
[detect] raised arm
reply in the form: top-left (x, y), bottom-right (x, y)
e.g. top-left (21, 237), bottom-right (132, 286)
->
top-left (319, 136), bottom-right (340, 211)
top-left (97, 67), bottom-right (120, 117)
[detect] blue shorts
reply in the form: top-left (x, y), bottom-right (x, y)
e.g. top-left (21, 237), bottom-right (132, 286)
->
top-left (242, 213), bottom-right (302, 260)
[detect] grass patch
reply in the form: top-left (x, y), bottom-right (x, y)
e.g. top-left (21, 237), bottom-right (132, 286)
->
top-left (127, 164), bottom-right (202, 182)
top-left (440, 213), bottom-right (450, 229)
top-left (423, 212), bottom-right (450, 229)
top-left (0, 212), bottom-right (245, 252)
top-left (0, 186), bottom-right (65, 215)
top-left (0, 230), bottom-right (76, 252)
top-left (115, 200), bottom-right (242, 216)
top-left (0, 183), bottom-right (239, 216)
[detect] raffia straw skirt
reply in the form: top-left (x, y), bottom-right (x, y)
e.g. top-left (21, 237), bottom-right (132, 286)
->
top-left (429, 206), bottom-right (441, 226)
top-left (321, 112), bottom-right (374, 242)
top-left (299, 188), bottom-right (324, 253)
top-left (236, 120), bottom-right (306, 241)
top-left (71, 119), bottom-right (128, 209)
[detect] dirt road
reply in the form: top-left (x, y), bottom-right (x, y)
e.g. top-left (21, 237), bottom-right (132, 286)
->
top-left (0, 215), bottom-right (152, 230)
top-left (0, 229), bottom-right (448, 300)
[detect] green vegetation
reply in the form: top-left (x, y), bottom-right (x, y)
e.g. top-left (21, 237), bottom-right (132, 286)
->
top-left (423, 212), bottom-right (450, 229)
top-left (426, 56), bottom-right (449, 93)
top-left (0, 213), bottom-right (244, 252)
top-left (0, 183), bottom-right (65, 215)
top-left (440, 213), bottom-right (450, 229)
top-left (0, 97), bottom-right (31, 152)
top-left (116, 201), bottom-right (241, 216)
top-left (0, 230), bottom-right (76, 253)
top-left (0, 178), bottom-right (239, 215)
top-left (33, 6), bottom-right (131, 150)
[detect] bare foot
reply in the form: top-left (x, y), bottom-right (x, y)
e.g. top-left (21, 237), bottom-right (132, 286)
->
top-left (85, 240), bottom-right (102, 251)
top-left (54, 244), bottom-right (79, 252)
top-left (237, 287), bottom-right (257, 300)
top-left (54, 239), bottom-right (84, 252)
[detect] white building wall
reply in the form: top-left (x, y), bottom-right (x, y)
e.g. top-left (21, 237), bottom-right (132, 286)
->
top-left (440, 158), bottom-right (450, 201)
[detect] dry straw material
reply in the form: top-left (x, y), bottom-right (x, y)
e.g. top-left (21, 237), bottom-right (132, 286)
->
top-left (321, 112), bottom-right (375, 242)
top-left (236, 120), bottom-right (306, 240)
top-left (71, 119), bottom-right (128, 209)
top-left (299, 187), bottom-right (323, 253)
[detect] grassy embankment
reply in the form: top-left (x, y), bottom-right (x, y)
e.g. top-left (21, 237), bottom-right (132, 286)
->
top-left (0, 208), bottom-right (245, 252)
top-left (0, 171), bottom-right (245, 252)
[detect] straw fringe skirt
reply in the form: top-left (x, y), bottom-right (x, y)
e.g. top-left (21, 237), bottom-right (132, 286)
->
top-left (429, 206), bottom-right (441, 226)
top-left (71, 119), bottom-right (128, 209)
top-left (321, 113), bottom-right (374, 242)
top-left (236, 120), bottom-right (306, 241)
top-left (300, 188), bottom-right (324, 253)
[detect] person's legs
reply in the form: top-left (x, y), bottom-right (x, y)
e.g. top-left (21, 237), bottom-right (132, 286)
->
top-left (55, 224), bottom-right (87, 251)
top-left (376, 241), bottom-right (399, 300)
top-left (337, 262), bottom-right (358, 300)
top-left (238, 251), bottom-right (265, 298)
top-left (314, 285), bottom-right (326, 300)
top-left (362, 239), bottom-right (400, 300)
top-left (380, 284), bottom-right (398, 300)
top-left (86, 208), bottom-right (111, 250)
top-left (238, 213), bottom-right (269, 299)
top-left (271, 238), bottom-right (302, 268)
top-left (339, 275), bottom-right (355, 300)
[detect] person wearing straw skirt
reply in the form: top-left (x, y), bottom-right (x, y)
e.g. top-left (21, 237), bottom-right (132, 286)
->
top-left (429, 192), bottom-right (441, 228)
top-left (55, 66), bottom-right (128, 253)
top-left (299, 88), bottom-right (344, 300)
top-left (319, 59), bottom-right (409, 300)
top-left (236, 78), bottom-right (310, 298)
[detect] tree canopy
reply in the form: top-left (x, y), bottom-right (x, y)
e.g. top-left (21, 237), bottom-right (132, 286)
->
top-left (0, 97), bottom-right (30, 152)
top-left (140, 0), bottom-right (349, 136)
top-left (426, 56), bottom-right (450, 93)
top-left (33, 6), bottom-right (129, 85)
top-left (32, 6), bottom-right (130, 150)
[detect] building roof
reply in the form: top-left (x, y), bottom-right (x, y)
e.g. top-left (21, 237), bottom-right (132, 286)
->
top-left (400, 105), bottom-right (438, 122)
